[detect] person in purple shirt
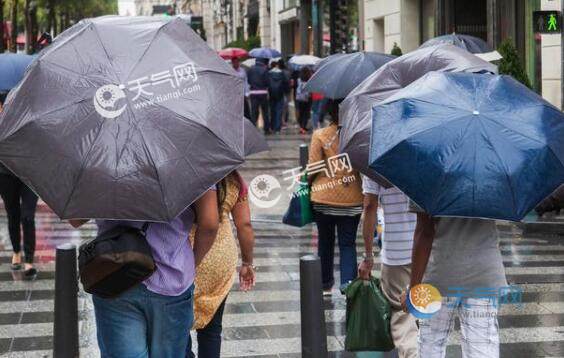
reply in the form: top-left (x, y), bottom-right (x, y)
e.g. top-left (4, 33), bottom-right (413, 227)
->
top-left (70, 188), bottom-right (219, 358)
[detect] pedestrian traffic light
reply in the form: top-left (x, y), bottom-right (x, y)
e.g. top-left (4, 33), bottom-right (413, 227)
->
top-left (533, 11), bottom-right (561, 34)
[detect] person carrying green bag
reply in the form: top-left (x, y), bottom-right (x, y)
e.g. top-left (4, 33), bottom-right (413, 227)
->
top-left (283, 174), bottom-right (314, 227)
top-left (343, 277), bottom-right (395, 352)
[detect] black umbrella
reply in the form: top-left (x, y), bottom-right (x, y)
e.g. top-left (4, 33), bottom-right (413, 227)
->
top-left (304, 52), bottom-right (395, 99)
top-left (0, 16), bottom-right (247, 222)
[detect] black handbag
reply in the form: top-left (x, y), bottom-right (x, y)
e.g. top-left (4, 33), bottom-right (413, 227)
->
top-left (78, 223), bottom-right (155, 298)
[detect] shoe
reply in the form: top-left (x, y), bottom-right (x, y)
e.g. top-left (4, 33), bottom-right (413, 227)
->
top-left (23, 267), bottom-right (37, 281)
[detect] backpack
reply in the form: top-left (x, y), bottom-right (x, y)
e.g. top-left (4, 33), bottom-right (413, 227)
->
top-left (296, 79), bottom-right (310, 102)
top-left (78, 223), bottom-right (155, 298)
top-left (268, 70), bottom-right (288, 100)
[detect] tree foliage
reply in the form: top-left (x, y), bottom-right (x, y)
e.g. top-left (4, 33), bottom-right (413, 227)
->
top-left (497, 38), bottom-right (531, 89)
top-left (391, 42), bottom-right (402, 56)
top-left (225, 35), bottom-right (261, 50)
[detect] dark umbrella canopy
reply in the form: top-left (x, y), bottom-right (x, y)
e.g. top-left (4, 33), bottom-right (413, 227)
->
top-left (243, 118), bottom-right (269, 156)
top-left (304, 52), bottom-right (395, 99)
top-left (0, 54), bottom-right (35, 92)
top-left (419, 33), bottom-right (492, 54)
top-left (369, 72), bottom-right (564, 221)
top-left (339, 44), bottom-right (497, 187)
top-left (0, 16), bottom-right (246, 222)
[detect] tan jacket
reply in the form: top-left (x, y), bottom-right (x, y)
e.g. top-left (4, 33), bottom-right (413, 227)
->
top-left (308, 124), bottom-right (363, 206)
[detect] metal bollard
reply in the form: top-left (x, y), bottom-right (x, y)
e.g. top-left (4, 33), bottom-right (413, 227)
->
top-left (299, 143), bottom-right (309, 170)
top-left (300, 254), bottom-right (328, 358)
top-left (53, 244), bottom-right (79, 358)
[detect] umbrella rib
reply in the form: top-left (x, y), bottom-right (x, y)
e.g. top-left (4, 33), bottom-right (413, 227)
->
top-left (122, 24), bottom-right (167, 83)
top-left (136, 125), bottom-right (170, 221)
top-left (427, 117), bottom-right (476, 213)
top-left (59, 110), bottom-right (107, 217)
top-left (91, 25), bottom-right (122, 82)
top-left (478, 119), bottom-right (517, 218)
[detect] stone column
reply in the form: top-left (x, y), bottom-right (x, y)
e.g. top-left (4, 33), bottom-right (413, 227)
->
top-left (259, 0), bottom-right (271, 47)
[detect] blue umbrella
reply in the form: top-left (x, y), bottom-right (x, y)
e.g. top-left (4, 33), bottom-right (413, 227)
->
top-left (369, 72), bottom-right (564, 221)
top-left (0, 54), bottom-right (35, 92)
top-left (419, 33), bottom-right (492, 54)
top-left (249, 47), bottom-right (281, 59)
top-left (305, 52), bottom-right (395, 99)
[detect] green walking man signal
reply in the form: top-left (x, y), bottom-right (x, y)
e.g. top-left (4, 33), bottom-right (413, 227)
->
top-left (533, 11), bottom-right (561, 34)
top-left (548, 14), bottom-right (557, 31)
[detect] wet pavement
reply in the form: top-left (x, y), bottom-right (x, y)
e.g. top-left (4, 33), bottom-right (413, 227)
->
top-left (1, 127), bottom-right (564, 357)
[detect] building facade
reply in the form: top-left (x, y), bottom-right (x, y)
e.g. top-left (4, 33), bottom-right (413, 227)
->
top-left (360, 0), bottom-right (563, 109)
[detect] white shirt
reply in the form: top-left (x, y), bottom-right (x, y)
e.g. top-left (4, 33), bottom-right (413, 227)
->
top-left (234, 66), bottom-right (250, 97)
top-left (362, 176), bottom-right (415, 266)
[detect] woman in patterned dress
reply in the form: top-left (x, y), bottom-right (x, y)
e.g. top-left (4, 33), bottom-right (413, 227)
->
top-left (187, 170), bottom-right (256, 357)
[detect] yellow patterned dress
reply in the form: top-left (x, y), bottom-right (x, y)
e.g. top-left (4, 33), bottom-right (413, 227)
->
top-left (190, 174), bottom-right (244, 329)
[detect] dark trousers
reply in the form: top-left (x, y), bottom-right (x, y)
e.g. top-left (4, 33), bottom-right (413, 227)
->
top-left (269, 97), bottom-right (284, 133)
top-left (314, 211), bottom-right (360, 290)
top-left (250, 94), bottom-right (270, 133)
top-left (296, 100), bottom-right (312, 130)
top-left (187, 298), bottom-right (227, 358)
top-left (0, 174), bottom-right (38, 263)
top-left (243, 97), bottom-right (251, 120)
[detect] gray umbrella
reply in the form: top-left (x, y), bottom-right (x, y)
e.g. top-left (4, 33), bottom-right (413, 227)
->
top-left (339, 44), bottom-right (498, 187)
top-left (304, 52), bottom-right (395, 99)
top-left (419, 33), bottom-right (492, 54)
top-left (243, 118), bottom-right (269, 156)
top-left (0, 16), bottom-right (246, 222)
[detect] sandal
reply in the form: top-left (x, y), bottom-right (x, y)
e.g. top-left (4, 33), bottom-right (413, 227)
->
top-left (23, 267), bottom-right (37, 281)
top-left (11, 253), bottom-right (22, 271)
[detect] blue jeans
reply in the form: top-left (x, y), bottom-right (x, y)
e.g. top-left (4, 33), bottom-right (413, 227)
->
top-left (269, 98), bottom-right (284, 132)
top-left (311, 99), bottom-right (324, 129)
top-left (314, 211), bottom-right (361, 290)
top-left (187, 298), bottom-right (227, 358)
top-left (93, 283), bottom-right (195, 358)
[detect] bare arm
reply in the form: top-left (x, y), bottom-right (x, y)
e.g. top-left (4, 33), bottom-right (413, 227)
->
top-left (410, 213), bottom-right (436, 287)
top-left (193, 190), bottom-right (219, 267)
top-left (231, 199), bottom-right (254, 265)
top-left (232, 198), bottom-right (256, 291)
top-left (358, 193), bottom-right (378, 279)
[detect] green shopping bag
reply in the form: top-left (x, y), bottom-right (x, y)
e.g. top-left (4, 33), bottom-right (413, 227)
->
top-left (282, 174), bottom-right (313, 227)
top-left (343, 277), bottom-right (395, 352)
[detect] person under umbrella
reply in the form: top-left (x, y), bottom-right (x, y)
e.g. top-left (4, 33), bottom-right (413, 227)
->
top-left (295, 67), bottom-right (313, 134)
top-left (340, 44), bottom-right (497, 187)
top-left (0, 16), bottom-right (247, 357)
top-left (0, 93), bottom-right (39, 280)
top-left (0, 54), bottom-right (39, 280)
top-left (231, 57), bottom-right (251, 119)
top-left (368, 72), bottom-right (564, 358)
top-left (248, 57), bottom-right (271, 133)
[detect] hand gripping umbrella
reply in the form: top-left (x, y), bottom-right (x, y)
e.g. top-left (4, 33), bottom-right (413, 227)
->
top-left (340, 44), bottom-right (497, 187)
top-left (369, 72), bottom-right (564, 222)
top-left (0, 16), bottom-right (246, 222)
